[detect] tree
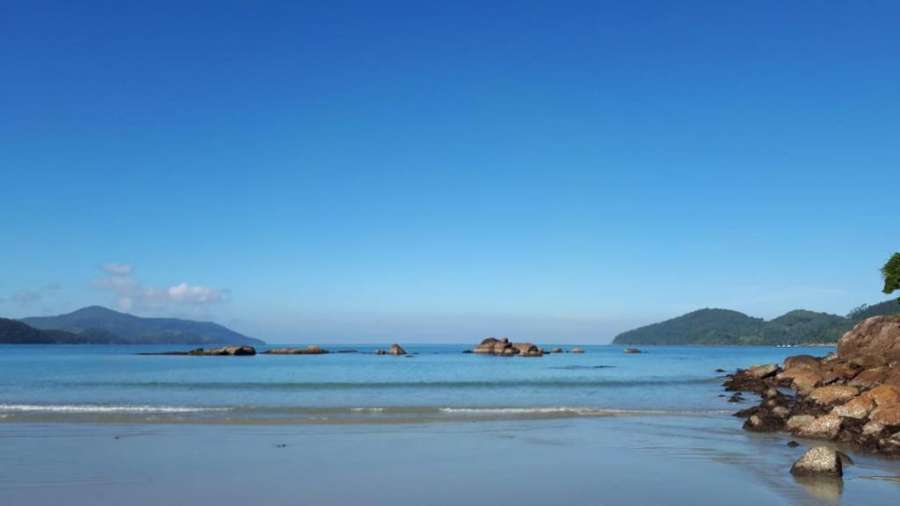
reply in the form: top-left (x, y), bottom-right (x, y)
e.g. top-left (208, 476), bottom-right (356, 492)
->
top-left (883, 252), bottom-right (900, 302)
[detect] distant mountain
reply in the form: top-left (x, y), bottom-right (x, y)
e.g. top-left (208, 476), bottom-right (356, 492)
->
top-left (613, 300), bottom-right (900, 345)
top-left (0, 318), bottom-right (122, 344)
top-left (14, 306), bottom-right (263, 345)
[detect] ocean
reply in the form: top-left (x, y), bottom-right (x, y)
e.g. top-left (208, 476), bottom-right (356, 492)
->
top-left (2, 344), bottom-right (899, 505)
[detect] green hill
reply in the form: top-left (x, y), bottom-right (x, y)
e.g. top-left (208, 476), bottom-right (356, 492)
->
top-left (11, 306), bottom-right (263, 345)
top-left (613, 300), bottom-right (900, 345)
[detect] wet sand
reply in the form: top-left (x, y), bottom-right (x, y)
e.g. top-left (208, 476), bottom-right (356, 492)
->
top-left (1, 416), bottom-right (898, 506)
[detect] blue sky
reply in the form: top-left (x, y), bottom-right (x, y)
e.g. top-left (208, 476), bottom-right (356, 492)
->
top-left (2, 1), bottom-right (898, 343)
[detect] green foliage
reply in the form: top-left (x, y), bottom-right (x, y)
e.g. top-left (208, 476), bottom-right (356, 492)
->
top-left (882, 252), bottom-right (900, 301)
top-left (614, 299), bottom-right (900, 345)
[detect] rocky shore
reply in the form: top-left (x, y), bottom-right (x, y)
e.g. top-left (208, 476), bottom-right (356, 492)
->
top-left (724, 315), bottom-right (900, 456)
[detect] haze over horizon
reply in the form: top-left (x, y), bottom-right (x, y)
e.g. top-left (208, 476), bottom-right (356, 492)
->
top-left (3, 2), bottom-right (898, 343)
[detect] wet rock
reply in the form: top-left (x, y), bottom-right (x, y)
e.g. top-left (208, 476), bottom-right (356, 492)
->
top-left (744, 413), bottom-right (783, 432)
top-left (786, 440), bottom-right (800, 448)
top-left (808, 385), bottom-right (859, 405)
top-left (551, 348), bottom-right (563, 353)
top-left (265, 345), bottom-right (328, 355)
top-left (623, 348), bottom-right (642, 354)
top-left (715, 368), bottom-right (727, 373)
top-left (790, 446), bottom-right (843, 477)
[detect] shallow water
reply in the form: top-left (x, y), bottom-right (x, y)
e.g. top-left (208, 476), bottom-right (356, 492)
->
top-left (0, 344), bottom-right (843, 423)
top-left (2, 344), bottom-right (899, 505)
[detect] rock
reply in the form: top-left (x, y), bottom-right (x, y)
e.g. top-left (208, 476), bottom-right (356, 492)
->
top-left (744, 413), bottom-right (783, 432)
top-left (790, 446), bottom-right (843, 477)
top-left (623, 348), bottom-right (642, 354)
top-left (728, 393), bottom-right (744, 403)
top-left (715, 368), bottom-right (727, 373)
top-left (786, 415), bottom-right (817, 432)
top-left (831, 396), bottom-right (875, 419)
top-left (473, 337), bottom-right (542, 357)
top-left (837, 315), bottom-right (900, 368)
top-left (512, 343), bottom-right (543, 357)
top-left (551, 348), bottom-right (563, 353)
top-left (186, 346), bottom-right (256, 356)
top-left (808, 385), bottom-right (859, 405)
top-left (265, 345), bottom-right (328, 355)
top-left (569, 347), bottom-right (585, 353)
top-left (862, 421), bottom-right (885, 436)
top-left (787, 440), bottom-right (800, 448)
top-left (784, 355), bottom-right (822, 370)
top-left (791, 370), bottom-right (825, 395)
top-left (772, 406), bottom-right (791, 418)
top-left (861, 384), bottom-right (900, 407)
top-left (850, 367), bottom-right (888, 388)
top-left (388, 343), bottom-right (407, 356)
top-left (870, 405), bottom-right (900, 426)
top-left (797, 414), bottom-right (843, 439)
top-left (746, 363), bottom-right (778, 379)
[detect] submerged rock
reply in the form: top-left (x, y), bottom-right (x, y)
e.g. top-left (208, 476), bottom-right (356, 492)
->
top-left (790, 446), bottom-right (843, 477)
top-left (623, 348), bottom-right (642, 354)
top-left (265, 345), bottom-right (328, 355)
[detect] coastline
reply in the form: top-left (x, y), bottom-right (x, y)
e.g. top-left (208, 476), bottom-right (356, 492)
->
top-left (3, 417), bottom-right (899, 506)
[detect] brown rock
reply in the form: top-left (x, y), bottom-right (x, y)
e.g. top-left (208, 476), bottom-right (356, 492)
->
top-left (747, 363), bottom-right (779, 379)
top-left (831, 396), bottom-right (875, 419)
top-left (808, 386), bottom-right (859, 405)
top-left (837, 315), bottom-right (900, 367)
top-left (861, 384), bottom-right (900, 407)
top-left (388, 343), bottom-right (407, 356)
top-left (784, 355), bottom-right (822, 370)
top-left (786, 415), bottom-right (817, 432)
top-left (792, 370), bottom-right (825, 395)
top-left (849, 367), bottom-right (889, 388)
top-left (512, 342), bottom-right (543, 357)
top-left (870, 405), bottom-right (900, 426)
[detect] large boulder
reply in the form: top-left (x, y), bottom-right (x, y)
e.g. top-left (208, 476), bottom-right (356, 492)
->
top-left (746, 363), bottom-right (778, 379)
top-left (388, 343), bottom-right (407, 356)
top-left (472, 337), bottom-right (543, 357)
top-left (790, 446), bottom-right (843, 477)
top-left (512, 343), bottom-right (543, 357)
top-left (837, 315), bottom-right (900, 367)
top-left (784, 355), bottom-right (822, 370)
top-left (791, 370), bottom-right (825, 395)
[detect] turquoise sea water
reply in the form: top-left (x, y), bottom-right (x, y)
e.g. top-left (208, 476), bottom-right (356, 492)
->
top-left (0, 344), bottom-right (835, 424)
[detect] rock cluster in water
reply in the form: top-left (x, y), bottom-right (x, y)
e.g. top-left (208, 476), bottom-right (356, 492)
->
top-left (376, 343), bottom-right (407, 355)
top-left (473, 337), bottom-right (544, 357)
top-left (140, 345), bottom-right (257, 356)
top-left (265, 345), bottom-right (329, 355)
top-left (725, 315), bottom-right (900, 456)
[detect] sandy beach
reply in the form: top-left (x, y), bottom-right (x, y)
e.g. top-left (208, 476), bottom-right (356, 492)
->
top-left (3, 416), bottom-right (899, 506)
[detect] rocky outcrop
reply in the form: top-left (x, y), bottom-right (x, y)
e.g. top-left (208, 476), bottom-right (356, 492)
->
top-left (472, 337), bottom-right (543, 357)
top-left (837, 315), bottom-right (900, 367)
top-left (725, 315), bottom-right (900, 456)
top-left (790, 446), bottom-right (843, 477)
top-left (388, 343), bottom-right (407, 355)
top-left (265, 345), bottom-right (329, 355)
top-left (140, 345), bottom-right (257, 356)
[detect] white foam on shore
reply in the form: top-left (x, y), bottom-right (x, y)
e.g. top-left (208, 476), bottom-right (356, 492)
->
top-left (0, 404), bottom-right (230, 414)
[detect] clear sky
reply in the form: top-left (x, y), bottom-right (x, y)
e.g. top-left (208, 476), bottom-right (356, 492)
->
top-left (2, 1), bottom-right (898, 343)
